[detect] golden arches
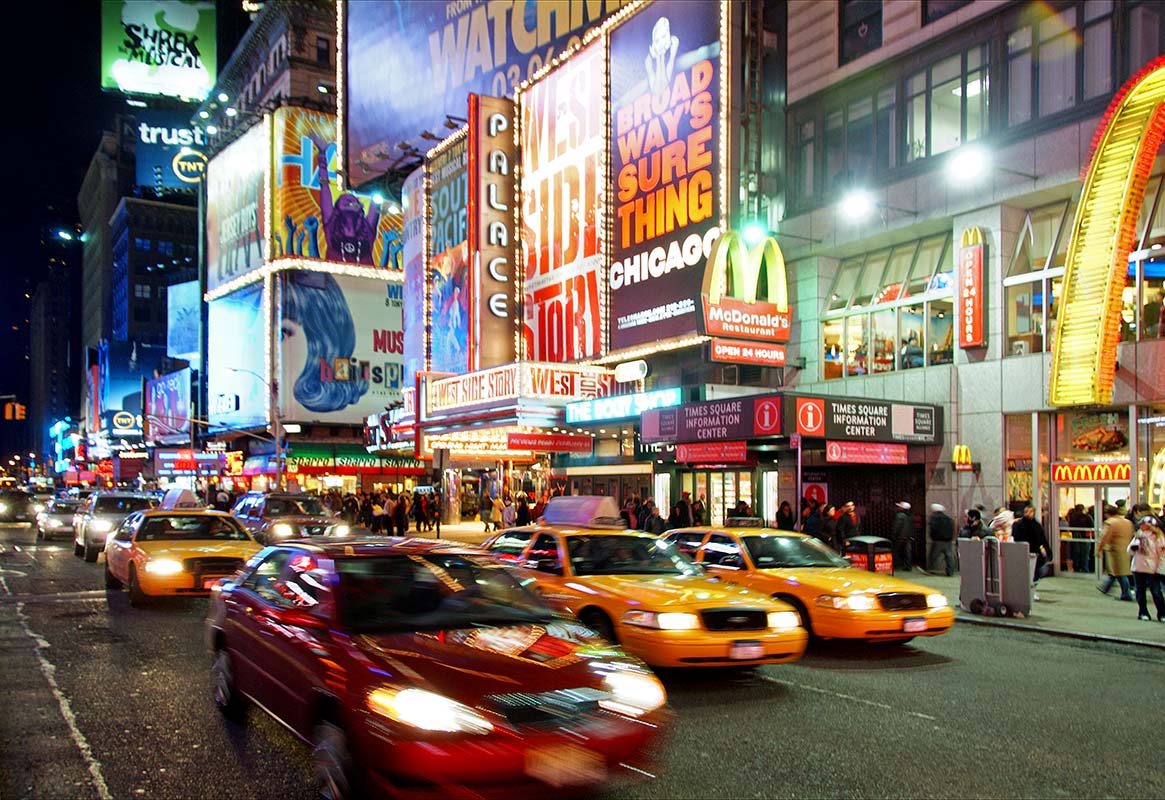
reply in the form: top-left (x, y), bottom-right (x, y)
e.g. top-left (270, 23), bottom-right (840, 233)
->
top-left (702, 231), bottom-right (790, 311)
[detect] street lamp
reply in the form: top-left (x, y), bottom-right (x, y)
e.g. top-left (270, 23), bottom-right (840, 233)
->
top-left (226, 367), bottom-right (284, 490)
top-left (838, 188), bottom-right (917, 222)
top-left (946, 143), bottom-right (1037, 184)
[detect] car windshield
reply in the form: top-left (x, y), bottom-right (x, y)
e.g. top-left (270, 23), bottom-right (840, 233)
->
top-left (336, 554), bottom-right (555, 633)
top-left (136, 515), bottom-right (250, 542)
top-left (50, 501), bottom-right (80, 512)
top-left (743, 535), bottom-right (850, 568)
top-left (568, 534), bottom-right (702, 577)
top-left (265, 497), bottom-right (327, 516)
top-left (95, 497), bottom-right (153, 514)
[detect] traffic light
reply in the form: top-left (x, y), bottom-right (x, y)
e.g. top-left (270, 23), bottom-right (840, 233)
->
top-left (3, 403), bottom-right (27, 420)
top-left (15, 404), bottom-right (25, 421)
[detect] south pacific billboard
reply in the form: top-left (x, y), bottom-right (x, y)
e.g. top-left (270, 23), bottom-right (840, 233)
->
top-left (401, 167), bottom-right (426, 386)
top-left (101, 0), bottom-right (216, 101)
top-left (343, 0), bottom-right (626, 187)
top-left (519, 40), bottom-right (605, 362)
top-left (608, 0), bottom-right (722, 351)
top-left (144, 368), bottom-right (191, 446)
top-left (427, 135), bottom-right (470, 374)
top-left (207, 284), bottom-right (266, 430)
top-left (133, 109), bottom-right (207, 190)
top-left (206, 123), bottom-right (268, 294)
top-left (279, 272), bottom-right (404, 424)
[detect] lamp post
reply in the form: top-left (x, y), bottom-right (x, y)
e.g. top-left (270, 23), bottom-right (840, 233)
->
top-left (226, 367), bottom-right (284, 490)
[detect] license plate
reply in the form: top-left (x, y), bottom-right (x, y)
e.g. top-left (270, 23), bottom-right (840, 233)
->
top-left (525, 744), bottom-right (605, 787)
top-left (730, 640), bottom-right (766, 660)
top-left (903, 617), bottom-right (928, 633)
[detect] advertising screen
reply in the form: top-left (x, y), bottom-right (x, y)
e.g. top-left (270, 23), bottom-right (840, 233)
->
top-left (343, 0), bottom-right (623, 187)
top-left (271, 108), bottom-right (400, 267)
top-left (206, 123), bottom-right (267, 293)
top-left (133, 109), bottom-right (207, 190)
top-left (98, 339), bottom-right (173, 438)
top-left (145, 368), bottom-right (191, 446)
top-left (207, 284), bottom-right (267, 430)
top-left (519, 41), bottom-right (605, 362)
top-left (608, 0), bottom-right (722, 351)
top-left (427, 135), bottom-right (470, 374)
top-left (167, 280), bottom-right (200, 367)
top-left (279, 272), bottom-right (404, 424)
top-left (401, 167), bottom-right (425, 386)
top-left (101, 0), bottom-right (216, 101)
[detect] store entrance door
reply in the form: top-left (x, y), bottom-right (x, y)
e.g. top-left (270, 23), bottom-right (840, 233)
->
top-left (683, 471), bottom-right (754, 527)
top-left (1053, 485), bottom-right (1130, 577)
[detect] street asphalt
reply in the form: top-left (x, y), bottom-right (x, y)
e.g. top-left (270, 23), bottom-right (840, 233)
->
top-left (2, 522), bottom-right (1163, 800)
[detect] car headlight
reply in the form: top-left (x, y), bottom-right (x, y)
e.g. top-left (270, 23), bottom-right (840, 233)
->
top-left (332, 524), bottom-right (351, 537)
top-left (270, 523), bottom-right (295, 539)
top-left (89, 519), bottom-right (113, 532)
top-left (767, 611), bottom-right (801, 631)
top-left (600, 670), bottom-right (667, 717)
top-left (0, 503), bottom-right (8, 514)
top-left (622, 610), bottom-right (701, 630)
top-left (816, 594), bottom-right (878, 611)
top-left (926, 593), bottom-right (949, 609)
top-left (33, 504), bottom-right (45, 514)
top-left (367, 688), bottom-right (494, 734)
top-left (144, 558), bottom-right (184, 576)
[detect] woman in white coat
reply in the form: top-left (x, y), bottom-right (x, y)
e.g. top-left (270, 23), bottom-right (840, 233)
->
top-left (1128, 515), bottom-right (1165, 621)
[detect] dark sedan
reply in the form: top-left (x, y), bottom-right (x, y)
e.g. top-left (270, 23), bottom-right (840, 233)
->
top-left (0, 490), bottom-right (34, 523)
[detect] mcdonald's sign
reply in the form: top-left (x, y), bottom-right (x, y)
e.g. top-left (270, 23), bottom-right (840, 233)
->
top-left (699, 230), bottom-right (793, 345)
top-left (952, 444), bottom-right (975, 472)
top-left (1050, 462), bottom-right (1131, 484)
top-left (957, 227), bottom-right (986, 349)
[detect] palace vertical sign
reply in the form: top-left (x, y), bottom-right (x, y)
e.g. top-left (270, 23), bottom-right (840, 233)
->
top-left (957, 226), bottom-right (986, 349)
top-left (468, 94), bottom-right (517, 369)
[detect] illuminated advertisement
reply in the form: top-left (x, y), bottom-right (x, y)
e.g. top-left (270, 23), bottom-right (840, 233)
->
top-left (519, 41), bottom-right (605, 362)
top-left (133, 109), bottom-right (206, 190)
top-left (206, 123), bottom-right (267, 293)
top-left (279, 272), bottom-right (404, 424)
top-left (101, 0), bottom-right (216, 101)
top-left (154, 449), bottom-right (225, 477)
top-left (145, 368), bottom-right (191, 446)
top-left (94, 340), bottom-right (173, 439)
top-left (608, 0), bottom-right (722, 350)
top-left (271, 108), bottom-right (400, 267)
top-left (343, 0), bottom-right (624, 187)
top-left (167, 280), bottom-right (200, 367)
top-left (427, 134), bottom-right (470, 374)
top-left (402, 167), bottom-right (425, 385)
top-left (207, 284), bottom-right (266, 430)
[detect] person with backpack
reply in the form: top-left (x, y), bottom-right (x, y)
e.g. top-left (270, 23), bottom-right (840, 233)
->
top-left (927, 504), bottom-right (956, 576)
top-left (1129, 515), bottom-right (1165, 621)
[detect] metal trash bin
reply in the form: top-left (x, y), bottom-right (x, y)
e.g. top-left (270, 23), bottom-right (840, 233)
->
top-left (959, 537), bottom-right (1034, 617)
top-left (844, 535), bottom-right (894, 574)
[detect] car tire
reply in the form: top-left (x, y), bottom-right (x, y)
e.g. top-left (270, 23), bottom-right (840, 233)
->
top-left (580, 609), bottom-right (618, 644)
top-left (73, 540), bottom-right (83, 557)
top-left (775, 594), bottom-right (816, 640)
top-left (128, 567), bottom-right (149, 608)
top-left (312, 721), bottom-right (358, 800)
top-left (104, 564), bottom-right (122, 590)
top-left (212, 648), bottom-right (248, 722)
top-left (83, 541), bottom-right (99, 563)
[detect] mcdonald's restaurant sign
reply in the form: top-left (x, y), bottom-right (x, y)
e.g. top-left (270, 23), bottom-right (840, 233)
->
top-left (699, 230), bottom-right (793, 348)
top-left (952, 444), bottom-right (975, 472)
top-left (957, 227), bottom-right (986, 349)
top-left (1051, 462), bottom-right (1131, 484)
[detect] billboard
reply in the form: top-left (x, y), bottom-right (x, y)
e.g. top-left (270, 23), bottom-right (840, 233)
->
top-left (98, 340), bottom-right (173, 438)
top-left (279, 272), bottom-right (404, 424)
top-left (519, 41), bottom-right (605, 362)
top-left (271, 108), bottom-right (400, 267)
top-left (343, 0), bottom-right (625, 187)
top-left (608, 0), bottom-right (722, 351)
top-left (206, 123), bottom-right (268, 293)
top-left (785, 395), bottom-right (942, 445)
top-left (167, 280), bottom-right (200, 367)
top-left (133, 109), bottom-right (207, 190)
top-left (401, 167), bottom-right (426, 386)
top-left (641, 394), bottom-right (782, 444)
top-left (101, 0), bottom-right (216, 101)
top-left (207, 284), bottom-right (267, 430)
top-left (145, 368), bottom-right (191, 446)
top-left (427, 135), bottom-right (470, 374)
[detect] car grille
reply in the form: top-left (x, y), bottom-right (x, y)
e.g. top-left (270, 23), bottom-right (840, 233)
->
top-left (700, 608), bottom-right (768, 632)
top-left (183, 557), bottom-right (244, 577)
top-left (303, 525), bottom-right (326, 536)
top-left (482, 687), bottom-right (606, 728)
top-left (877, 592), bottom-right (927, 611)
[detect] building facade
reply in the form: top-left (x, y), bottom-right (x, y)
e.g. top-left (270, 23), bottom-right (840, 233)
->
top-left (29, 246), bottom-right (75, 465)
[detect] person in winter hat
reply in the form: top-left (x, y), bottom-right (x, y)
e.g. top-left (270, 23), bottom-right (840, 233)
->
top-left (1129, 515), bottom-right (1165, 621)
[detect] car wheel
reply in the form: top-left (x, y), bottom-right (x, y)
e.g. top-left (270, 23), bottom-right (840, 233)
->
top-left (83, 541), bottom-right (99, 563)
top-left (212, 648), bottom-right (247, 722)
top-left (580, 609), bottom-right (618, 644)
top-left (128, 567), bottom-right (149, 608)
top-left (312, 721), bottom-right (357, 800)
top-left (104, 564), bottom-right (122, 590)
top-left (776, 594), bottom-right (816, 640)
top-left (73, 540), bottom-right (83, 557)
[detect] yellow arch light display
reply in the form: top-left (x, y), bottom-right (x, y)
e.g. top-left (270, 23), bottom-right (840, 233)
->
top-left (1050, 55), bottom-right (1165, 406)
top-left (702, 231), bottom-right (790, 308)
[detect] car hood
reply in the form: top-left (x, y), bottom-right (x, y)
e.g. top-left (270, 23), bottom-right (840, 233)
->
top-left (137, 540), bottom-right (262, 560)
top-left (754, 567), bottom-right (941, 596)
top-left (570, 573), bottom-right (777, 611)
top-left (352, 620), bottom-right (633, 703)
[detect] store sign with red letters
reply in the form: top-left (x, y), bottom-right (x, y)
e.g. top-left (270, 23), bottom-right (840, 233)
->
top-left (825, 441), bottom-right (908, 465)
top-left (957, 227), bottom-right (986, 348)
top-left (676, 441), bottom-right (747, 463)
top-left (709, 338), bottom-right (786, 367)
top-left (506, 433), bottom-right (593, 454)
top-left (641, 394), bottom-right (781, 444)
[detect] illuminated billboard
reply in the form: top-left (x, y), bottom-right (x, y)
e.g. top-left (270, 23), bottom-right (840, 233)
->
top-left (343, 0), bottom-right (623, 187)
top-left (166, 279), bottom-right (200, 367)
top-left (133, 109), bottom-right (207, 190)
top-left (402, 167), bottom-right (426, 386)
top-left (519, 41), bottom-right (605, 362)
top-left (608, 0), bottom-right (723, 351)
top-left (101, 0), bottom-right (216, 101)
top-left (206, 122), bottom-right (268, 293)
top-left (426, 134), bottom-right (470, 374)
top-left (207, 284), bottom-right (266, 430)
top-left (97, 339), bottom-right (173, 438)
top-left (279, 272), bottom-right (404, 424)
top-left (145, 368), bottom-right (191, 446)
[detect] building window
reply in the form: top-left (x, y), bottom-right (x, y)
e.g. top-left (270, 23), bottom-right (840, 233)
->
top-left (839, 0), bottom-right (882, 66)
top-left (905, 44), bottom-right (989, 163)
top-left (1038, 9), bottom-right (1077, 117)
top-left (1004, 199), bottom-right (1075, 356)
top-left (134, 284), bottom-right (151, 299)
top-left (1082, 0), bottom-right (1113, 101)
top-left (819, 85), bottom-right (897, 197)
top-left (923, 0), bottom-right (971, 25)
top-left (1126, 1), bottom-right (1163, 77)
top-left (158, 241), bottom-right (174, 256)
top-left (317, 36), bottom-right (330, 65)
top-left (134, 237), bottom-right (152, 252)
top-left (795, 118), bottom-right (816, 201)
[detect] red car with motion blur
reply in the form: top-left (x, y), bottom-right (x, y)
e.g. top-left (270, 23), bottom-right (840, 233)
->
top-left (205, 538), bottom-right (669, 799)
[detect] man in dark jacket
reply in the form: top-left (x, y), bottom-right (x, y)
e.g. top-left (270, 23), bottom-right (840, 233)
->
top-left (959, 508), bottom-right (988, 538)
top-left (1011, 504), bottom-right (1051, 594)
top-left (837, 501), bottom-right (860, 542)
top-left (891, 501), bottom-right (914, 571)
top-left (926, 503), bottom-right (956, 575)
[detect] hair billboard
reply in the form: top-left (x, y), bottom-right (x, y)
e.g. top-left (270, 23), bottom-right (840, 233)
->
top-left (519, 40), bottom-right (605, 362)
top-left (206, 122), bottom-right (268, 294)
top-left (207, 284), bottom-right (266, 430)
top-left (101, 0), bottom-right (216, 101)
top-left (607, 0), bottom-right (722, 351)
top-left (279, 272), bottom-right (404, 424)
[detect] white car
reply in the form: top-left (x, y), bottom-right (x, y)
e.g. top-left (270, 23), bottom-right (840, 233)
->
top-left (74, 492), bottom-right (155, 562)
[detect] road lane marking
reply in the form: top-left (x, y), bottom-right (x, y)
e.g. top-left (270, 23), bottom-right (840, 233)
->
top-left (0, 590), bottom-right (109, 604)
top-left (759, 675), bottom-right (938, 722)
top-left (13, 545), bottom-right (37, 563)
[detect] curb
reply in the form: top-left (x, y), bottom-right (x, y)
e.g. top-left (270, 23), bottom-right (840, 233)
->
top-left (953, 611), bottom-right (1165, 651)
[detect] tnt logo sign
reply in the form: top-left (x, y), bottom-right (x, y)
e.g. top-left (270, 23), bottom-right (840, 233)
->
top-left (796, 398), bottom-right (825, 436)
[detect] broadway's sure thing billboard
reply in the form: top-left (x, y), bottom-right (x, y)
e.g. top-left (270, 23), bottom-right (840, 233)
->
top-left (133, 109), bottom-right (207, 190)
top-left (144, 368), bottom-right (191, 446)
top-left (207, 284), bottom-right (266, 430)
top-left (343, 0), bottom-right (625, 187)
top-left (206, 122), bottom-right (267, 293)
top-left (279, 272), bottom-right (404, 424)
top-left (520, 40), bottom-right (605, 362)
top-left (427, 135), bottom-right (470, 374)
top-left (101, 0), bottom-right (216, 101)
top-left (608, 0), bottom-right (722, 351)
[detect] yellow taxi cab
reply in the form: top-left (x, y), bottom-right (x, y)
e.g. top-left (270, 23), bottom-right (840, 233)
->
top-left (103, 508), bottom-right (262, 606)
top-left (482, 497), bottom-right (808, 668)
top-left (662, 523), bottom-right (954, 644)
